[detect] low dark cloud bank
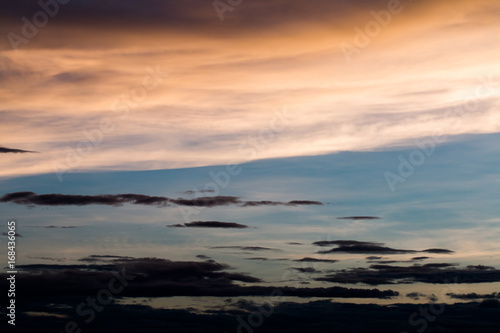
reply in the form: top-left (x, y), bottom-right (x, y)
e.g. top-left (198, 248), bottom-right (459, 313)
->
top-left (316, 263), bottom-right (500, 285)
top-left (13, 298), bottom-right (500, 333)
top-left (0, 192), bottom-right (323, 208)
top-left (0, 257), bottom-right (397, 300)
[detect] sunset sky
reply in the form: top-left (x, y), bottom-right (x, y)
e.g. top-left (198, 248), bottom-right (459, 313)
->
top-left (1, 1), bottom-right (500, 332)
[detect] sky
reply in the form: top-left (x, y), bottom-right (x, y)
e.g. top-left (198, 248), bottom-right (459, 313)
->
top-left (1, 1), bottom-right (500, 332)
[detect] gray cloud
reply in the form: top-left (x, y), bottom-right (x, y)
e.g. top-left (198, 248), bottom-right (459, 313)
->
top-left (168, 221), bottom-right (249, 229)
top-left (0, 192), bottom-right (323, 208)
top-left (0, 146), bottom-right (36, 153)
top-left (316, 263), bottom-right (500, 285)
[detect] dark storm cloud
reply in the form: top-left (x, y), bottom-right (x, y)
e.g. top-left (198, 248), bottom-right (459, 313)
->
top-left (0, 191), bottom-right (323, 208)
top-left (2, 256), bottom-right (398, 299)
top-left (0, 146), bottom-right (36, 153)
top-left (316, 263), bottom-right (500, 285)
top-left (336, 216), bottom-right (381, 220)
top-left (313, 240), bottom-right (454, 255)
top-left (168, 221), bottom-right (249, 229)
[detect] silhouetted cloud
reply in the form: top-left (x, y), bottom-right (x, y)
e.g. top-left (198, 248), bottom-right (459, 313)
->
top-left (0, 192), bottom-right (323, 208)
top-left (2, 256), bottom-right (398, 300)
top-left (0, 146), bottom-right (36, 153)
top-left (78, 255), bottom-right (135, 263)
top-left (315, 240), bottom-right (416, 254)
top-left (313, 240), bottom-right (454, 255)
top-left (411, 256), bottom-right (430, 261)
top-left (182, 189), bottom-right (215, 195)
top-left (196, 255), bottom-right (212, 260)
top-left (210, 246), bottom-right (281, 252)
top-left (294, 257), bottom-right (339, 263)
top-left (168, 221), bottom-right (249, 229)
top-left (421, 248), bottom-right (455, 254)
top-left (12, 298), bottom-right (500, 333)
top-left (406, 292), bottom-right (427, 300)
top-left (26, 256), bottom-right (66, 262)
top-left (479, 299), bottom-right (500, 308)
top-left (316, 263), bottom-right (500, 285)
top-left (2, 232), bottom-right (22, 237)
top-left (337, 216), bottom-right (381, 220)
top-left (447, 292), bottom-right (500, 300)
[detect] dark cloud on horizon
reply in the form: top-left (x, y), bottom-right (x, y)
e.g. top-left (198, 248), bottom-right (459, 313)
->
top-left (0, 146), bottom-right (37, 153)
top-left (316, 263), bottom-right (500, 285)
top-left (168, 221), bottom-right (250, 229)
top-left (12, 298), bottom-right (500, 333)
top-left (0, 192), bottom-right (323, 208)
top-left (1, 256), bottom-right (398, 299)
top-left (313, 240), bottom-right (454, 255)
